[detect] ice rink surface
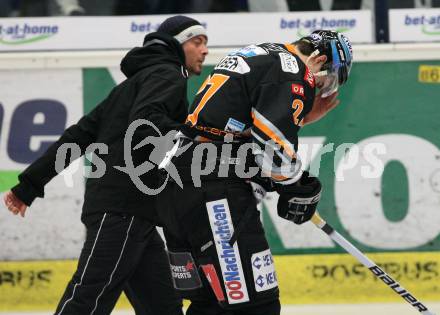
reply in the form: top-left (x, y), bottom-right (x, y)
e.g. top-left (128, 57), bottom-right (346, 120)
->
top-left (2, 303), bottom-right (440, 315)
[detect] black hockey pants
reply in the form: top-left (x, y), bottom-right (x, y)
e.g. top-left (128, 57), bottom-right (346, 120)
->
top-left (157, 178), bottom-right (280, 315)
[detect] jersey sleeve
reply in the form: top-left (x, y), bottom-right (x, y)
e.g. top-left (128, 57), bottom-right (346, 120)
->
top-left (251, 61), bottom-right (315, 185)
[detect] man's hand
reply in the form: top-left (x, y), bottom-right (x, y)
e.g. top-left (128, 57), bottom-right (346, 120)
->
top-left (4, 191), bottom-right (27, 217)
top-left (303, 91), bottom-right (340, 125)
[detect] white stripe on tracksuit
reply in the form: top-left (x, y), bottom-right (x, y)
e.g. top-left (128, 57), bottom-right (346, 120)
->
top-left (57, 213), bottom-right (134, 315)
top-left (57, 213), bottom-right (108, 315)
top-left (90, 216), bottom-right (134, 314)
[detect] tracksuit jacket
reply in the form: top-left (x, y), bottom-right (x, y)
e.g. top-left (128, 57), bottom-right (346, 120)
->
top-left (12, 32), bottom-right (189, 221)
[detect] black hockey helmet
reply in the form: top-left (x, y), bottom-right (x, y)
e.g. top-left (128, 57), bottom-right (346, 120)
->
top-left (302, 30), bottom-right (353, 96)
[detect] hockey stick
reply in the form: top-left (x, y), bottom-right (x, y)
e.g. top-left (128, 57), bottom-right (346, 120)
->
top-left (311, 212), bottom-right (436, 315)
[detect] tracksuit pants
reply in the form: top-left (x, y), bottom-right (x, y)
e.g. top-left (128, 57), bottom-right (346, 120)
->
top-left (54, 212), bottom-right (183, 315)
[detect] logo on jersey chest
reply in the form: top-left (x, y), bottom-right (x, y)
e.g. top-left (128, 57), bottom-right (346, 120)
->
top-left (215, 56), bottom-right (250, 74)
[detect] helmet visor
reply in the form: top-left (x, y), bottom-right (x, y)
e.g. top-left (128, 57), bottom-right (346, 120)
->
top-left (317, 70), bottom-right (339, 98)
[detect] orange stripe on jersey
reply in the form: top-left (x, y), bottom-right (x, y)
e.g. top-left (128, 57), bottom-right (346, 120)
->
top-left (253, 115), bottom-right (296, 159)
top-left (270, 173), bottom-right (290, 181)
top-left (194, 135), bottom-right (212, 142)
top-left (187, 73), bottom-right (230, 126)
top-left (196, 74), bottom-right (211, 95)
top-left (284, 44), bottom-right (297, 55)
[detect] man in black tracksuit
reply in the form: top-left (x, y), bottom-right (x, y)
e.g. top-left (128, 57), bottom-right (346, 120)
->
top-left (157, 31), bottom-right (353, 314)
top-left (4, 16), bottom-right (208, 315)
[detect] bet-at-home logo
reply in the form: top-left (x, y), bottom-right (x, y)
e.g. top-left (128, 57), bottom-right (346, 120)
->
top-left (0, 23), bottom-right (58, 45)
top-left (279, 17), bottom-right (356, 37)
top-left (404, 14), bottom-right (440, 36)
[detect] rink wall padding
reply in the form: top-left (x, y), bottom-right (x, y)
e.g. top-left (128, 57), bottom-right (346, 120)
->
top-left (0, 252), bottom-right (439, 311)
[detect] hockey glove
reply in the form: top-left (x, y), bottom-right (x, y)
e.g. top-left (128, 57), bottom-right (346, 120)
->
top-left (276, 171), bottom-right (322, 224)
top-left (249, 176), bottom-right (275, 204)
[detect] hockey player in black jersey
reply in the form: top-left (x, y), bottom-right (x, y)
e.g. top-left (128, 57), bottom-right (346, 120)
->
top-left (157, 30), bottom-right (353, 315)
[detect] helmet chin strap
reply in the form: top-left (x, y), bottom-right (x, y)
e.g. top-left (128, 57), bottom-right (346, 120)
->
top-left (305, 49), bottom-right (320, 67)
top-left (314, 70), bottom-right (328, 77)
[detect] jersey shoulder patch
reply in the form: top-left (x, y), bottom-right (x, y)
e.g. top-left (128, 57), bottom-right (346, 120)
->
top-left (261, 43), bottom-right (288, 53)
top-left (230, 45), bottom-right (269, 58)
top-left (215, 55), bottom-right (250, 74)
top-left (279, 52), bottom-right (299, 74)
